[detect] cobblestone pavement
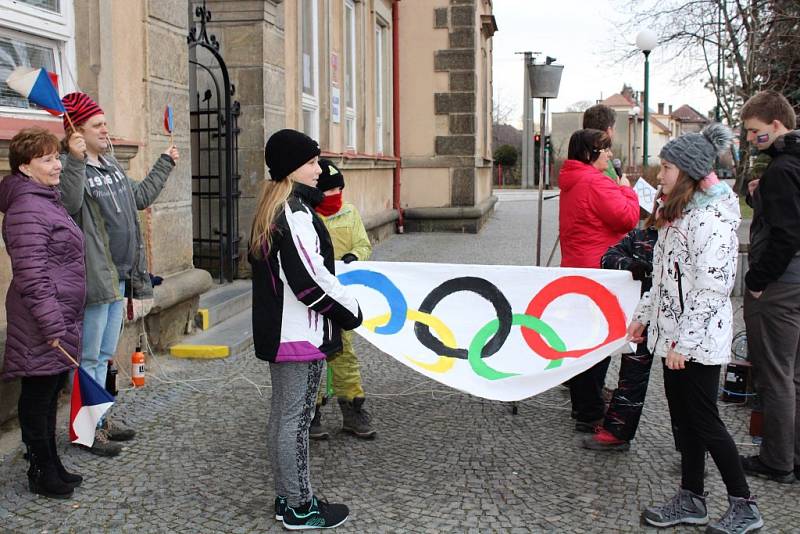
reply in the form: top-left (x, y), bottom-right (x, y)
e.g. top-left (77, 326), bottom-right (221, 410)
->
top-left (2, 193), bottom-right (799, 533)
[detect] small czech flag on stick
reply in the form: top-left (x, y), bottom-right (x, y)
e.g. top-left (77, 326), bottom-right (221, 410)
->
top-left (163, 104), bottom-right (174, 145)
top-left (6, 66), bottom-right (77, 132)
top-left (55, 345), bottom-right (115, 447)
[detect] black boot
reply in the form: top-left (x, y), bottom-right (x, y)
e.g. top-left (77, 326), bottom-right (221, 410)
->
top-left (48, 437), bottom-right (82, 487)
top-left (27, 440), bottom-right (74, 499)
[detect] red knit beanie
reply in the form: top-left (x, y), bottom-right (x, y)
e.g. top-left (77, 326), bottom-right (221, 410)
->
top-left (62, 92), bottom-right (104, 131)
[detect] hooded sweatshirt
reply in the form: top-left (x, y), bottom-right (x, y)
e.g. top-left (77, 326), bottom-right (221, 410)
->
top-left (634, 183), bottom-right (741, 365)
top-left (0, 173), bottom-right (85, 379)
top-left (558, 159), bottom-right (640, 268)
top-left (745, 129), bottom-right (800, 291)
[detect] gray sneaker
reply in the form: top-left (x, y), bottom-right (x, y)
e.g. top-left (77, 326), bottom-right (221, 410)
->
top-left (74, 428), bottom-right (123, 457)
top-left (338, 397), bottom-right (376, 439)
top-left (705, 495), bottom-right (763, 534)
top-left (642, 488), bottom-right (709, 527)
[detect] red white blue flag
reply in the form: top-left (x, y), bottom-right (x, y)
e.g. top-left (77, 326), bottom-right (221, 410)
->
top-left (5, 66), bottom-right (65, 115)
top-left (69, 367), bottom-right (114, 446)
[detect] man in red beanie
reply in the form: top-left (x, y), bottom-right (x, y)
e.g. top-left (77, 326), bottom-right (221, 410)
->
top-left (59, 92), bottom-right (179, 456)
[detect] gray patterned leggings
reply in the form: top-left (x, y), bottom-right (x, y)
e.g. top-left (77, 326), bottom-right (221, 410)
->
top-left (267, 359), bottom-right (323, 507)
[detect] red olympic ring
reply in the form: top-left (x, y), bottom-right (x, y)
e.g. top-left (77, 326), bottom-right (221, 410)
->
top-left (521, 276), bottom-right (627, 361)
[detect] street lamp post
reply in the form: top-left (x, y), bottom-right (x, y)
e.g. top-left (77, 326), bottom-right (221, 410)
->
top-left (636, 29), bottom-right (657, 171)
top-left (628, 106), bottom-right (640, 175)
top-left (526, 57), bottom-right (563, 266)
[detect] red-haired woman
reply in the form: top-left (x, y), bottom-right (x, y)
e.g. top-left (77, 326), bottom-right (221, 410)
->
top-left (0, 127), bottom-right (86, 498)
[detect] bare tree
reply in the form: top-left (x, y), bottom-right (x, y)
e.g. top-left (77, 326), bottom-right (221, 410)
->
top-left (564, 100), bottom-right (595, 112)
top-left (493, 88), bottom-right (518, 126)
top-left (611, 0), bottom-right (787, 190)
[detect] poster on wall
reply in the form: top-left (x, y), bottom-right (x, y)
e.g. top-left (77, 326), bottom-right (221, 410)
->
top-left (337, 261), bottom-right (641, 401)
top-left (331, 86), bottom-right (341, 124)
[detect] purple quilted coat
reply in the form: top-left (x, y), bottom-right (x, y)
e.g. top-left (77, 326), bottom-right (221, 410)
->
top-left (0, 173), bottom-right (86, 379)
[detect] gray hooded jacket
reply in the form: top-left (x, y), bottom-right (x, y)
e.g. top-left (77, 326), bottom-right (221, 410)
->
top-left (59, 152), bottom-right (173, 306)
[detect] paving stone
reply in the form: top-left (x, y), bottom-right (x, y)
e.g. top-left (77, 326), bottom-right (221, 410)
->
top-left (0, 193), bottom-right (795, 532)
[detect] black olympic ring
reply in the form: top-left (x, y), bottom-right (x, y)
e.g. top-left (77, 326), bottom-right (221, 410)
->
top-left (414, 277), bottom-right (513, 360)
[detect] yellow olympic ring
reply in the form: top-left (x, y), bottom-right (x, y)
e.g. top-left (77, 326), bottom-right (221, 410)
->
top-left (363, 310), bottom-right (456, 373)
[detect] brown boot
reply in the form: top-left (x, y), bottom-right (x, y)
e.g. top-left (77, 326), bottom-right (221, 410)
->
top-left (338, 397), bottom-right (376, 439)
top-left (74, 428), bottom-right (123, 457)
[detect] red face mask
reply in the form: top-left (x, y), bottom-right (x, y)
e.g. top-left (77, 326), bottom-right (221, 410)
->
top-left (316, 192), bottom-right (343, 216)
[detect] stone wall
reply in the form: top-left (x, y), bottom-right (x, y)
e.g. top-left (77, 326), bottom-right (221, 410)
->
top-left (198, 1), bottom-right (286, 277)
top-left (401, 0), bottom-right (495, 232)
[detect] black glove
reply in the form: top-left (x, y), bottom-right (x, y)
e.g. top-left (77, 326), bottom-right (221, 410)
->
top-left (629, 261), bottom-right (652, 282)
top-left (342, 253), bottom-right (358, 264)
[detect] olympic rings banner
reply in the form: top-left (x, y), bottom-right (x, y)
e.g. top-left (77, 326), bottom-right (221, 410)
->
top-left (337, 261), bottom-right (642, 401)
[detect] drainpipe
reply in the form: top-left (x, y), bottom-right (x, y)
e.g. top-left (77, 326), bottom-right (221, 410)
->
top-left (392, 0), bottom-right (404, 233)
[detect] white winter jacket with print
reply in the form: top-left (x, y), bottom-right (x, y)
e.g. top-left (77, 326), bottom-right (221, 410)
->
top-left (633, 183), bottom-right (741, 365)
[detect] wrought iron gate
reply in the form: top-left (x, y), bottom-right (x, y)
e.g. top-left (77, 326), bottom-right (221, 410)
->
top-left (188, 2), bottom-right (240, 282)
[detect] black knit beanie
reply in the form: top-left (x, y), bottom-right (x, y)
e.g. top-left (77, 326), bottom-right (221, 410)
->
top-left (264, 129), bottom-right (321, 181)
top-left (316, 159), bottom-right (345, 192)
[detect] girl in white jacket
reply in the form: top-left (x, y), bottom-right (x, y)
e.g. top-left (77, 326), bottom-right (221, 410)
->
top-left (629, 124), bottom-right (764, 534)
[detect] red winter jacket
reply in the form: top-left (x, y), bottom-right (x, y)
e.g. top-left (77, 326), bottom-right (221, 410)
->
top-left (558, 159), bottom-right (640, 268)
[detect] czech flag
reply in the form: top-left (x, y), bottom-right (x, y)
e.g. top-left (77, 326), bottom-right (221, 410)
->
top-left (5, 66), bottom-right (65, 116)
top-left (69, 367), bottom-right (114, 446)
top-left (163, 104), bottom-right (174, 134)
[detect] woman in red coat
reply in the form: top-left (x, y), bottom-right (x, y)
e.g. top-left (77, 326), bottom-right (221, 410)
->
top-left (557, 129), bottom-right (639, 431)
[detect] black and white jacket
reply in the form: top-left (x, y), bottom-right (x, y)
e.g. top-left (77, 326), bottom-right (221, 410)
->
top-left (250, 183), bottom-right (362, 363)
top-left (633, 183), bottom-right (740, 365)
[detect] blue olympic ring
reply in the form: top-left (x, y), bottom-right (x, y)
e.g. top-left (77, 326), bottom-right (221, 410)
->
top-left (338, 270), bottom-right (408, 335)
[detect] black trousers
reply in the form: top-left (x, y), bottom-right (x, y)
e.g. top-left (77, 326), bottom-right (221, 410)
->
top-left (603, 341), bottom-right (653, 441)
top-left (18, 372), bottom-right (69, 444)
top-left (663, 361), bottom-right (749, 498)
top-left (569, 356), bottom-right (611, 423)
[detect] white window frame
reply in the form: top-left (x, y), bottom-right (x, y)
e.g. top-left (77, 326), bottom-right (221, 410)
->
top-left (374, 21), bottom-right (387, 155)
top-left (300, 0), bottom-right (319, 139)
top-left (0, 0), bottom-right (76, 117)
top-left (344, 0), bottom-right (357, 151)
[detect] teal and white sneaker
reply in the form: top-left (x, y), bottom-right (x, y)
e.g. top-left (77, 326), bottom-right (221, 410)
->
top-left (275, 496), bottom-right (287, 521)
top-left (642, 488), bottom-right (709, 527)
top-left (282, 496), bottom-right (349, 530)
top-left (705, 495), bottom-right (763, 534)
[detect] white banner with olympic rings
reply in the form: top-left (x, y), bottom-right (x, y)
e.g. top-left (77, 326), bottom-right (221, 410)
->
top-left (337, 261), bottom-right (642, 401)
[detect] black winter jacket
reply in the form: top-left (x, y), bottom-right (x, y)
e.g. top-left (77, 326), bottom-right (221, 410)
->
top-left (249, 183), bottom-right (362, 363)
top-left (745, 130), bottom-right (800, 291)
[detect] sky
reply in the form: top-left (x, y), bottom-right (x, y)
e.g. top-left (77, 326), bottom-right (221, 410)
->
top-left (492, 0), bottom-right (719, 128)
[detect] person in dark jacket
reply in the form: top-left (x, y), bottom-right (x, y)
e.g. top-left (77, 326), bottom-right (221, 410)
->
top-left (583, 223), bottom-right (657, 451)
top-left (0, 127), bottom-right (86, 499)
top-left (249, 129), bottom-right (362, 530)
top-left (739, 90), bottom-right (800, 484)
top-left (59, 92), bottom-right (179, 456)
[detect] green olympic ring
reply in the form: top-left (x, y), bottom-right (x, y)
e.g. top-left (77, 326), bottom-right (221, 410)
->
top-left (468, 314), bottom-right (567, 381)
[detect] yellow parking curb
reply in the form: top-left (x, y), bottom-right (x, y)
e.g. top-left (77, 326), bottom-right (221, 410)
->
top-left (170, 344), bottom-right (229, 359)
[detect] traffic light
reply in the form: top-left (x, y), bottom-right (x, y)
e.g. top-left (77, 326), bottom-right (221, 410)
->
top-left (533, 133), bottom-right (541, 178)
top-left (544, 135), bottom-right (552, 152)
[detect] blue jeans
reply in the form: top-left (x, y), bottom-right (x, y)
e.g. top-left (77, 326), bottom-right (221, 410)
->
top-left (81, 281), bottom-right (125, 426)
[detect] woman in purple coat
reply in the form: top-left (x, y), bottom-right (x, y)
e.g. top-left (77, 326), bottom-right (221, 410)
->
top-left (0, 127), bottom-right (86, 499)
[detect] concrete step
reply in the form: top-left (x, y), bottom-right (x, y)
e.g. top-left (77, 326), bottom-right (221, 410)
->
top-left (195, 280), bottom-right (251, 330)
top-left (171, 309), bottom-right (253, 360)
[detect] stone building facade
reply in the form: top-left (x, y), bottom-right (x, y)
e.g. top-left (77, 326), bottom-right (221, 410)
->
top-left (0, 0), bottom-right (496, 423)
top-left (399, 0), bottom-right (497, 232)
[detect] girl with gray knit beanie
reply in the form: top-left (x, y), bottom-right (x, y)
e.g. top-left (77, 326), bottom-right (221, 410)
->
top-left (629, 124), bottom-right (765, 533)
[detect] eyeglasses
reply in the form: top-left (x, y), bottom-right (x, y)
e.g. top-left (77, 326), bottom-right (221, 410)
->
top-left (592, 147), bottom-right (612, 154)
